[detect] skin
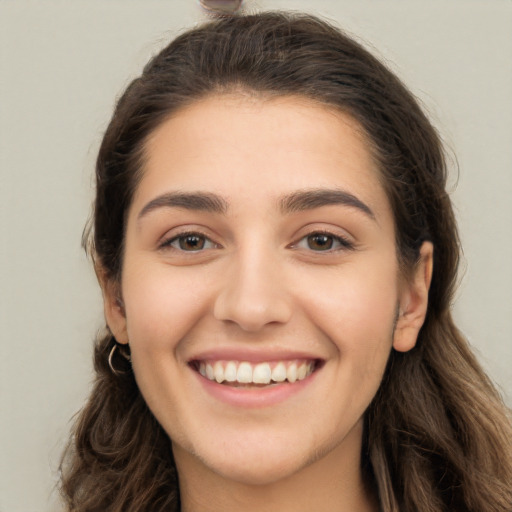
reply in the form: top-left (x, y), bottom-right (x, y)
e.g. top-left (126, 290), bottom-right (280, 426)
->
top-left (103, 94), bottom-right (433, 512)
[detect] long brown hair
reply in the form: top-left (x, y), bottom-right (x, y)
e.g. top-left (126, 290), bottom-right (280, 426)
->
top-left (61, 12), bottom-right (512, 511)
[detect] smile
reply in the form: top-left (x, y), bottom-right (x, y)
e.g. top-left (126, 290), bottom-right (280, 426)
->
top-left (192, 359), bottom-right (318, 386)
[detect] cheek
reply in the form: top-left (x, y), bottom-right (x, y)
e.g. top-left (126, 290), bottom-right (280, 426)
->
top-left (121, 264), bottom-right (215, 351)
top-left (294, 256), bottom-right (399, 356)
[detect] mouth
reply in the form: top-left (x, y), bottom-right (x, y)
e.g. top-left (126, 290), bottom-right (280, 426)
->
top-left (190, 359), bottom-right (322, 387)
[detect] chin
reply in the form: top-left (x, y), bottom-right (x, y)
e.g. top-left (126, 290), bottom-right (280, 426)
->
top-left (198, 430), bottom-right (352, 487)
top-left (173, 431), bottom-right (317, 487)
top-left (207, 454), bottom-right (307, 487)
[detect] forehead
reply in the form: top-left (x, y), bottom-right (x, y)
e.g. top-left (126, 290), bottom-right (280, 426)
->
top-left (133, 94), bottom-right (390, 221)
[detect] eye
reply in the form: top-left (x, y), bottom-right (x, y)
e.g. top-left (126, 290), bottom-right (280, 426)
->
top-left (294, 232), bottom-right (354, 252)
top-left (161, 232), bottom-right (217, 252)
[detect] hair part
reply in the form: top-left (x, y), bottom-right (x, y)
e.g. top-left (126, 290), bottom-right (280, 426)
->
top-left (63, 11), bottom-right (512, 511)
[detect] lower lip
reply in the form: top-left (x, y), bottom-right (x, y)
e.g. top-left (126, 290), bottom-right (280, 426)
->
top-left (192, 367), bottom-right (320, 408)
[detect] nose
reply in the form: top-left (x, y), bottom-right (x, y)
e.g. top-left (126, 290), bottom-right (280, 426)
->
top-left (213, 247), bottom-right (293, 332)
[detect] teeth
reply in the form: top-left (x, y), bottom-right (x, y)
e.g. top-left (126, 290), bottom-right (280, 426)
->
top-left (197, 360), bottom-right (315, 385)
top-left (271, 362), bottom-right (287, 382)
top-left (297, 362), bottom-right (307, 380)
top-left (237, 362), bottom-right (253, 383)
top-left (253, 363), bottom-right (272, 384)
top-left (224, 361), bottom-right (237, 382)
top-left (287, 363), bottom-right (297, 383)
top-left (214, 361), bottom-right (224, 383)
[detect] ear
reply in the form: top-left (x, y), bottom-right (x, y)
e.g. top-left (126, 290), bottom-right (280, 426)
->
top-left (393, 242), bottom-right (434, 353)
top-left (97, 266), bottom-right (129, 345)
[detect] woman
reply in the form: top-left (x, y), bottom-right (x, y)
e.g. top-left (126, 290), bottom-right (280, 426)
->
top-left (60, 12), bottom-right (512, 512)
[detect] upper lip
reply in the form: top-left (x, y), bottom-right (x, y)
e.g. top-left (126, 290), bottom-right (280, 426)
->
top-left (188, 348), bottom-right (324, 364)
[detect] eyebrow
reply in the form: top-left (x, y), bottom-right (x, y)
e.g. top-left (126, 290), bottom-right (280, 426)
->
top-left (137, 191), bottom-right (228, 220)
top-left (279, 188), bottom-right (375, 219)
top-left (137, 188), bottom-right (375, 221)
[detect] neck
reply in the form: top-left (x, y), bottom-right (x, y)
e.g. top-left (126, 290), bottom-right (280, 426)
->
top-left (175, 422), bottom-right (379, 512)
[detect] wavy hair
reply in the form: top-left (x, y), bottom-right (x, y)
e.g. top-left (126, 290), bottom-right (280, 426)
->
top-left (60, 12), bottom-right (512, 511)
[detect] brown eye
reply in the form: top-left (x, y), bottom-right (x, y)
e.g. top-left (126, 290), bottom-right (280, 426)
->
top-left (163, 233), bottom-right (216, 252)
top-left (179, 234), bottom-right (206, 251)
top-left (293, 232), bottom-right (354, 252)
top-left (307, 234), bottom-right (334, 251)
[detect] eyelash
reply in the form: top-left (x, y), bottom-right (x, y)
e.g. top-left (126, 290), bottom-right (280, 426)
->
top-left (159, 230), bottom-right (354, 253)
top-left (292, 231), bottom-right (354, 252)
top-left (159, 231), bottom-right (218, 252)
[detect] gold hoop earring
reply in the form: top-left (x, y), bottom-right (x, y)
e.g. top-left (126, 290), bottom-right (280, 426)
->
top-left (108, 343), bottom-right (131, 376)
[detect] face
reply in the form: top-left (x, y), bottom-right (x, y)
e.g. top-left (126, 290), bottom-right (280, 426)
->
top-left (104, 95), bottom-right (432, 487)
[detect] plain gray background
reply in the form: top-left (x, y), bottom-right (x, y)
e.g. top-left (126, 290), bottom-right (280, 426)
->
top-left (1, 1), bottom-right (511, 510)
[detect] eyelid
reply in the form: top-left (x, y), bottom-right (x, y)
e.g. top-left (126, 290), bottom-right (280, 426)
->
top-left (158, 228), bottom-right (221, 252)
top-left (289, 228), bottom-right (355, 252)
